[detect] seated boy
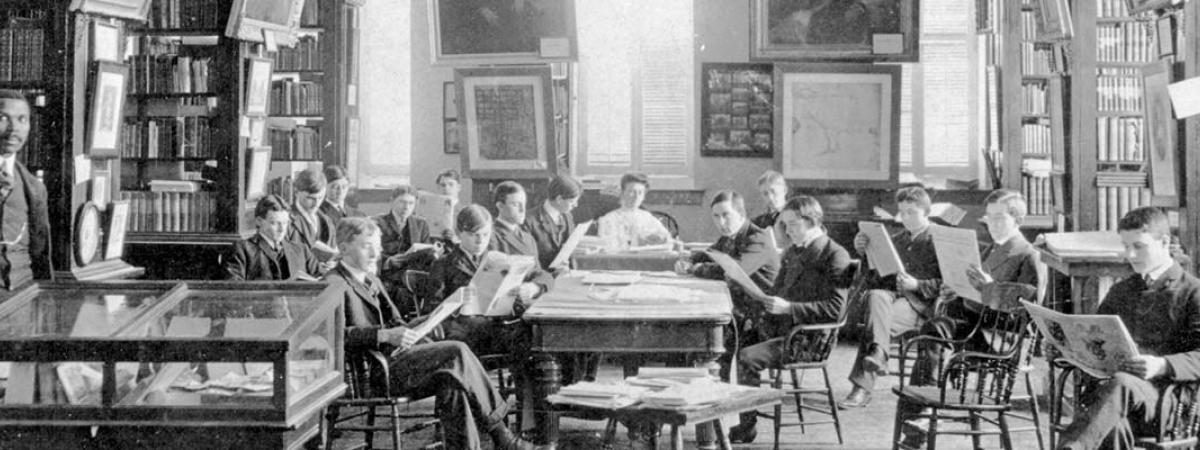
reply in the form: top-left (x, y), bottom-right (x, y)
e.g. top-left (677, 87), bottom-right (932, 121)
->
top-left (288, 169), bottom-right (338, 263)
top-left (225, 195), bottom-right (320, 281)
top-left (375, 185), bottom-right (441, 285)
top-left (1058, 207), bottom-right (1200, 450)
top-left (525, 174), bottom-right (582, 271)
top-left (751, 170), bottom-right (788, 232)
top-left (597, 172), bottom-right (671, 249)
top-left (839, 186), bottom-right (943, 409)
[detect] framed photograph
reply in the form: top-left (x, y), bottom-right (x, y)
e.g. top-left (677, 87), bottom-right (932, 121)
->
top-left (226, 0), bottom-right (306, 45)
top-left (104, 200), bottom-right (130, 260)
top-left (1156, 16), bottom-right (1175, 58)
top-left (86, 61), bottom-right (129, 158)
top-left (774, 64), bottom-right (901, 188)
top-left (69, 0), bottom-right (150, 21)
top-left (1125, 0), bottom-right (1175, 15)
top-left (751, 0), bottom-right (919, 62)
top-left (430, 0), bottom-right (576, 65)
top-left (90, 171), bottom-right (110, 208)
top-left (1143, 61), bottom-right (1179, 202)
top-left (444, 119), bottom-right (462, 154)
top-left (701, 63), bottom-right (774, 158)
top-left (90, 20), bottom-right (122, 62)
top-left (455, 67), bottom-right (556, 178)
top-left (245, 57), bottom-right (273, 116)
top-left (246, 147), bottom-right (271, 200)
top-left (1035, 0), bottom-right (1073, 41)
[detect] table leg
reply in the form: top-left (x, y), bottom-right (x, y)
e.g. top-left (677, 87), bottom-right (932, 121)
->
top-left (712, 418), bottom-right (733, 450)
top-left (690, 354), bottom-right (720, 450)
top-left (533, 353), bottom-right (561, 448)
top-left (671, 425), bottom-right (684, 450)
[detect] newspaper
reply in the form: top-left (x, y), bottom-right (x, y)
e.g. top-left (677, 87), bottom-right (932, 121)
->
top-left (1022, 300), bottom-right (1139, 379)
top-left (460, 252), bottom-right (537, 316)
top-left (704, 249), bottom-right (770, 302)
top-left (414, 190), bottom-right (456, 238)
top-left (409, 287), bottom-right (465, 341)
top-left (930, 224), bottom-right (983, 302)
top-left (858, 221), bottom-right (905, 276)
top-left (549, 220), bottom-right (594, 270)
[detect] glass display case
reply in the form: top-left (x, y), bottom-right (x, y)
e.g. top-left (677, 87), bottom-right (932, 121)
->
top-left (0, 280), bottom-right (344, 449)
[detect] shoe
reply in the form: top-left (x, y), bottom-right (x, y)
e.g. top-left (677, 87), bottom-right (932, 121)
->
top-left (490, 423), bottom-right (550, 450)
top-left (837, 387), bottom-right (872, 409)
top-left (899, 429), bottom-right (926, 449)
top-left (728, 421), bottom-right (757, 444)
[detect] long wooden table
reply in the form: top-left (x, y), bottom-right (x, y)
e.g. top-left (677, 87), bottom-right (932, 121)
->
top-left (524, 271), bottom-right (733, 449)
top-left (572, 251), bottom-right (681, 272)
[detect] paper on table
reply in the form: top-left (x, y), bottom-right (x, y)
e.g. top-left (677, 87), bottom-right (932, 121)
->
top-left (930, 225), bottom-right (983, 302)
top-left (410, 287), bottom-right (464, 341)
top-left (580, 271), bottom-right (642, 285)
top-left (1022, 300), bottom-right (1139, 379)
top-left (549, 220), bottom-right (594, 270)
top-left (1168, 76), bottom-right (1200, 119)
top-left (704, 249), bottom-right (771, 302)
top-left (460, 252), bottom-right (537, 316)
top-left (858, 221), bottom-right (905, 276)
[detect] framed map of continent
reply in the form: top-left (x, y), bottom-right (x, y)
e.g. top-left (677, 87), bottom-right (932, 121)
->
top-left (455, 67), bottom-right (557, 179)
top-left (773, 64), bottom-right (900, 188)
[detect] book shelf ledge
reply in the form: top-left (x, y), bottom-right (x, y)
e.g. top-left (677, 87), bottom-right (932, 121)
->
top-left (1096, 110), bottom-right (1144, 117)
top-left (1096, 61), bottom-right (1159, 67)
top-left (126, 232), bottom-right (246, 246)
top-left (271, 70), bottom-right (324, 75)
top-left (0, 80), bottom-right (47, 89)
top-left (130, 92), bottom-right (220, 99)
top-left (132, 28), bottom-right (224, 37)
top-left (270, 115), bottom-right (325, 120)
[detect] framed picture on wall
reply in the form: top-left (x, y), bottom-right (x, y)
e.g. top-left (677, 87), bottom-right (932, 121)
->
top-left (455, 66), bottom-right (556, 178)
top-left (86, 61), bottom-right (129, 157)
top-left (69, 0), bottom-right (150, 21)
top-left (701, 63), bottom-right (774, 158)
top-left (1125, 0), bottom-right (1176, 14)
top-left (774, 64), bottom-right (901, 188)
top-left (430, 0), bottom-right (577, 65)
top-left (750, 0), bottom-right (918, 62)
top-left (245, 57), bottom-right (273, 116)
top-left (246, 147), bottom-right (271, 200)
top-left (1143, 60), bottom-right (1179, 204)
top-left (104, 200), bottom-right (130, 260)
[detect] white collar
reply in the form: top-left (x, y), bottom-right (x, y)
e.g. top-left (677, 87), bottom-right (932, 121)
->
top-left (391, 211), bottom-right (410, 226)
top-left (257, 232), bottom-right (282, 250)
top-left (799, 228), bottom-right (826, 249)
top-left (991, 229), bottom-right (1018, 247)
top-left (0, 156), bottom-right (14, 177)
top-left (342, 262), bottom-right (369, 285)
top-left (496, 217), bottom-right (520, 231)
top-left (1145, 261), bottom-right (1172, 283)
top-left (543, 200), bottom-right (563, 224)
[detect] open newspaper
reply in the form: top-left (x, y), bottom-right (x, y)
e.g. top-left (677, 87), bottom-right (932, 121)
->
top-left (858, 221), bottom-right (905, 276)
top-left (460, 253), bottom-right (537, 316)
top-left (704, 249), bottom-right (771, 302)
top-left (930, 224), bottom-right (983, 302)
top-left (549, 220), bottom-right (594, 270)
top-left (414, 190), bottom-right (456, 237)
top-left (409, 287), bottom-right (465, 341)
top-left (1022, 300), bottom-right (1139, 378)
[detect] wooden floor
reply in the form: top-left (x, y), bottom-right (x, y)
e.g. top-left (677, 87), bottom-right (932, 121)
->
top-left (331, 342), bottom-right (1055, 449)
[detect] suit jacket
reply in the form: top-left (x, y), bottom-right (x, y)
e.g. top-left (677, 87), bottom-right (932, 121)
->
top-left (865, 227), bottom-right (942, 314)
top-left (224, 234), bottom-right (320, 281)
top-left (422, 247), bottom-right (555, 310)
top-left (980, 233), bottom-right (1042, 290)
top-left (751, 210), bottom-right (779, 232)
top-left (325, 263), bottom-right (408, 353)
top-left (320, 200), bottom-right (363, 223)
top-left (1099, 263), bottom-right (1200, 381)
top-left (13, 162), bottom-right (50, 280)
top-left (525, 204), bottom-right (574, 269)
top-left (490, 220), bottom-right (540, 259)
top-left (374, 213), bottom-right (435, 278)
top-left (762, 234), bottom-right (852, 337)
top-left (690, 221), bottom-right (780, 314)
top-left (288, 205), bottom-right (337, 250)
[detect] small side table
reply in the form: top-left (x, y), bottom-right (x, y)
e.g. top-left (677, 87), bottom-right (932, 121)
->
top-left (1039, 248), bottom-right (1131, 314)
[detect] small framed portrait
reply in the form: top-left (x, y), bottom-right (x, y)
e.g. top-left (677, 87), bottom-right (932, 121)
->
top-left (86, 61), bottom-right (129, 157)
top-left (245, 57), bottom-right (273, 116)
top-left (104, 200), bottom-right (130, 260)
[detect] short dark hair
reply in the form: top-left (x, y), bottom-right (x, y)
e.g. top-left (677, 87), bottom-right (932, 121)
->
top-left (293, 169), bottom-right (327, 194)
top-left (456, 204), bottom-right (493, 233)
top-left (390, 185), bottom-right (417, 200)
top-left (436, 169), bottom-right (461, 185)
top-left (984, 189), bottom-right (1027, 220)
top-left (895, 186), bottom-right (932, 214)
top-left (620, 172), bottom-right (649, 191)
top-left (709, 190), bottom-right (746, 217)
top-left (783, 196), bottom-right (824, 227)
top-left (0, 89), bottom-right (28, 103)
top-left (1118, 206), bottom-right (1171, 239)
top-left (547, 174), bottom-right (583, 201)
top-left (336, 217), bottom-right (380, 246)
top-left (492, 180), bottom-right (525, 205)
top-left (254, 195), bottom-right (290, 219)
top-left (323, 165), bottom-right (349, 183)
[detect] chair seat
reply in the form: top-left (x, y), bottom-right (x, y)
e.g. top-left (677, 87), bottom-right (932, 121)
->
top-left (892, 385), bottom-right (1014, 412)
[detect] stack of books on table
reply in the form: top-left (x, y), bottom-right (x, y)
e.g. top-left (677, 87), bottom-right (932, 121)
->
top-left (640, 380), bottom-right (749, 409)
top-left (549, 382), bottom-right (648, 409)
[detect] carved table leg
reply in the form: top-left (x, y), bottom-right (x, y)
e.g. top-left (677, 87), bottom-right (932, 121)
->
top-left (533, 353), bottom-right (561, 448)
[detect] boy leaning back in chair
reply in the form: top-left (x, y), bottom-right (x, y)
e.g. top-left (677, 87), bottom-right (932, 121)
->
top-left (1057, 206), bottom-right (1200, 450)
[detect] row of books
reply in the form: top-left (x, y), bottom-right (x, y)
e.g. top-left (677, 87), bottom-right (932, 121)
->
top-left (1021, 43), bottom-right (1056, 75)
top-left (1020, 11), bottom-right (1039, 42)
top-left (1021, 174), bottom-right (1055, 216)
top-left (975, 0), bottom-right (1000, 32)
top-left (1097, 184), bottom-right (1152, 231)
top-left (272, 36), bottom-right (322, 72)
top-left (1096, 23), bottom-right (1157, 64)
top-left (1097, 0), bottom-right (1152, 18)
top-left (1023, 82), bottom-right (1047, 115)
top-left (127, 54), bottom-right (212, 94)
top-left (268, 125), bottom-right (321, 160)
top-left (120, 117), bottom-right (218, 159)
top-left (0, 25), bottom-right (44, 82)
top-left (270, 80), bottom-right (324, 116)
top-left (1097, 116), bottom-right (1144, 162)
top-left (1096, 68), bottom-right (1144, 112)
top-left (1022, 120), bottom-right (1052, 155)
top-left (146, 0), bottom-right (226, 30)
top-left (267, 176), bottom-right (296, 204)
top-left (120, 190), bottom-right (216, 233)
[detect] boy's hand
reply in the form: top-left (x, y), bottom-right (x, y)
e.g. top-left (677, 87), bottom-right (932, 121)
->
top-left (1122, 355), bottom-right (1169, 380)
top-left (896, 272), bottom-right (919, 292)
top-left (764, 296), bottom-right (791, 315)
top-left (965, 265), bottom-right (993, 290)
top-left (379, 327), bottom-right (419, 351)
top-left (853, 232), bottom-right (869, 254)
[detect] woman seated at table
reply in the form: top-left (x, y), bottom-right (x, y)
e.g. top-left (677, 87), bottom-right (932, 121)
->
top-left (597, 172), bottom-right (671, 249)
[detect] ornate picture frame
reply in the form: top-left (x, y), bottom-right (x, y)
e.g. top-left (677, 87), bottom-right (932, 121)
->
top-left (750, 0), bottom-right (919, 62)
top-left (430, 0), bottom-right (576, 65)
top-left (701, 63), bottom-right (774, 158)
top-left (455, 67), bottom-right (556, 178)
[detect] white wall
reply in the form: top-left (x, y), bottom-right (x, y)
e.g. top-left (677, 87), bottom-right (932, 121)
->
top-left (357, 0), bottom-right (412, 188)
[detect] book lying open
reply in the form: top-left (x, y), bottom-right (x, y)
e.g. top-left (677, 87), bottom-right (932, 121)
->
top-left (460, 252), bottom-right (537, 316)
top-left (1022, 300), bottom-right (1139, 378)
top-left (549, 220), bottom-right (594, 270)
top-left (858, 221), bottom-right (905, 276)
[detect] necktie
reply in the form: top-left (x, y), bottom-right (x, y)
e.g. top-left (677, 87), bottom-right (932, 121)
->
top-left (0, 165), bottom-right (12, 199)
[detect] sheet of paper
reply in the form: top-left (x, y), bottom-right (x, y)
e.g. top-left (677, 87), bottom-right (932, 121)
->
top-left (1168, 76), bottom-right (1200, 119)
top-left (579, 271), bottom-right (642, 285)
top-left (704, 250), bottom-right (770, 302)
top-left (73, 153), bottom-right (91, 185)
top-left (414, 190), bottom-right (455, 238)
top-left (549, 220), bottom-right (594, 270)
top-left (462, 253), bottom-right (537, 316)
top-left (1022, 301), bottom-right (1139, 378)
top-left (1043, 231), bottom-right (1124, 257)
top-left (410, 288), bottom-right (464, 341)
top-left (858, 221), bottom-right (905, 276)
top-left (930, 225), bottom-right (983, 302)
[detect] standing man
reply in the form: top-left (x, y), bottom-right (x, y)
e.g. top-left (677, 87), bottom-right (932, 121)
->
top-left (0, 90), bottom-right (50, 295)
top-left (525, 175), bottom-right (582, 271)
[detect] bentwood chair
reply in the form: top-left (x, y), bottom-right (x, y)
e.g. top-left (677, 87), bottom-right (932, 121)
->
top-left (648, 210), bottom-right (680, 239)
top-left (325, 350), bottom-right (442, 450)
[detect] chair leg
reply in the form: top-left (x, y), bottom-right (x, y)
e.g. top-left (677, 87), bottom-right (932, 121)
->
top-left (324, 405), bottom-right (341, 450)
top-left (365, 405), bottom-right (377, 449)
top-left (927, 408), bottom-right (939, 450)
top-left (713, 418), bottom-right (733, 450)
top-left (390, 403), bottom-right (403, 450)
top-left (1025, 371), bottom-right (1046, 450)
top-left (601, 418), bottom-right (618, 450)
top-left (790, 369), bottom-right (806, 434)
top-left (892, 398), bottom-right (906, 450)
top-left (671, 425), bottom-right (684, 450)
top-left (822, 367), bottom-right (844, 445)
top-left (968, 411), bottom-right (981, 450)
top-left (998, 411), bottom-right (1014, 450)
top-left (773, 370), bottom-right (783, 450)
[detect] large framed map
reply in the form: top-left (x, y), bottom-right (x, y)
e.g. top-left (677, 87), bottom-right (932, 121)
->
top-left (774, 64), bottom-right (900, 188)
top-left (455, 67), bottom-right (557, 179)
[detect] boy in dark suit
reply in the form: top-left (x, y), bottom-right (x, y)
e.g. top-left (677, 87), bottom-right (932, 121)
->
top-left (225, 195), bottom-right (320, 281)
top-left (375, 185), bottom-right (441, 294)
top-left (489, 181), bottom-right (540, 258)
top-left (326, 216), bottom-right (544, 450)
top-left (730, 196), bottom-right (851, 443)
top-left (525, 175), bottom-right (582, 271)
top-left (1059, 207), bottom-right (1200, 450)
top-left (840, 186), bottom-right (943, 409)
top-left (319, 165), bottom-right (363, 222)
top-left (288, 169), bottom-right (338, 264)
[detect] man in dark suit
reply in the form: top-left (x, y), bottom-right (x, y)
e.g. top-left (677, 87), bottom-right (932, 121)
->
top-left (374, 185), bottom-right (440, 290)
top-left (525, 175), bottom-right (581, 271)
top-left (0, 90), bottom-right (50, 297)
top-left (730, 196), bottom-right (851, 443)
top-left (840, 186), bottom-right (943, 409)
top-left (288, 168), bottom-right (338, 263)
top-left (751, 170), bottom-right (788, 233)
top-left (225, 196), bottom-right (320, 281)
top-left (326, 216), bottom-right (544, 450)
top-left (319, 165), bottom-right (363, 222)
top-left (489, 181), bottom-right (541, 258)
top-left (1059, 207), bottom-right (1200, 450)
